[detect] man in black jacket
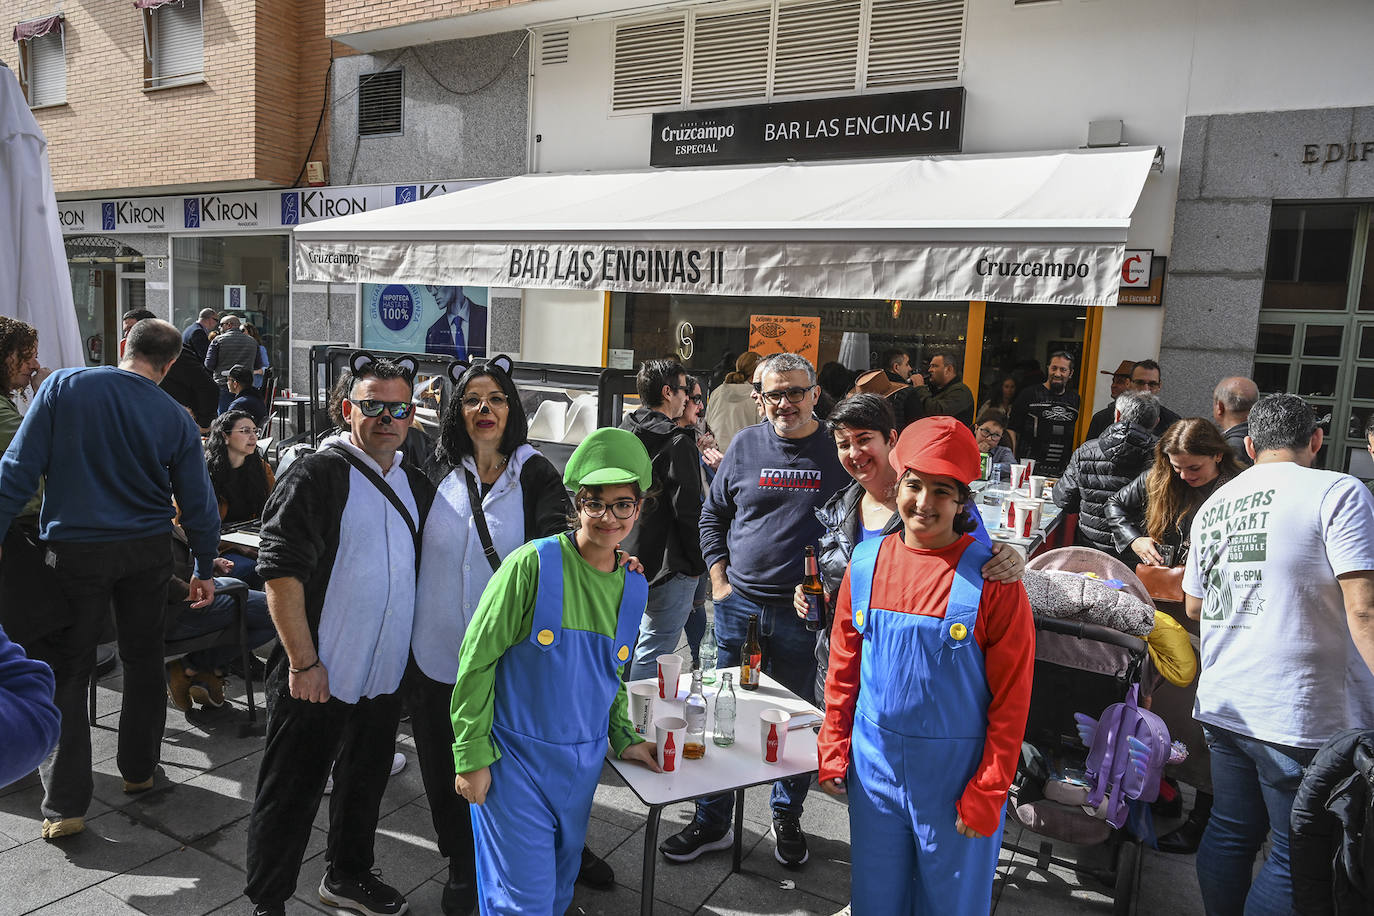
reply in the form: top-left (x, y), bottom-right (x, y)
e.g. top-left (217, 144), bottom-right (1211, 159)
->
top-left (160, 342), bottom-right (220, 432)
top-left (1211, 376), bottom-right (1258, 468)
top-left (1051, 390), bottom-right (1160, 560)
top-left (245, 354), bottom-right (435, 916)
top-left (1129, 359), bottom-right (1182, 436)
top-left (620, 358), bottom-right (705, 681)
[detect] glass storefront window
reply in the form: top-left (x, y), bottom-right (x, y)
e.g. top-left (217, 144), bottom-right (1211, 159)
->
top-left (610, 293), bottom-right (969, 384)
top-left (977, 303), bottom-right (1087, 410)
top-left (64, 236), bottom-right (147, 367)
top-left (171, 234), bottom-right (290, 375)
top-left (1262, 204), bottom-right (1358, 311)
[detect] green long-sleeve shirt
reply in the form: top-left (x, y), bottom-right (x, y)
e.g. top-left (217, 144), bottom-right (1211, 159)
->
top-left (450, 533), bottom-right (644, 774)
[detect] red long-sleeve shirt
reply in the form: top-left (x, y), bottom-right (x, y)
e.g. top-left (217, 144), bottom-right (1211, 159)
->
top-left (817, 533), bottom-right (1035, 837)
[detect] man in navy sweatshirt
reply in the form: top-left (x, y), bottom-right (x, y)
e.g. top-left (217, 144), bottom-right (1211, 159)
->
top-left (660, 352), bottom-right (846, 869)
top-left (0, 319), bottom-right (220, 840)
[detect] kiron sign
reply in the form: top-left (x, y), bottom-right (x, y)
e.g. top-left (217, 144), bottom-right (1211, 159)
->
top-left (651, 87), bottom-right (964, 168)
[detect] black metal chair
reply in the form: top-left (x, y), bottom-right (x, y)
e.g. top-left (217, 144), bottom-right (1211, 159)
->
top-left (89, 581), bottom-right (263, 737)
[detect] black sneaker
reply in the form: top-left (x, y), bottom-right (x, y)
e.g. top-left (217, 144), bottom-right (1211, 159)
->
top-left (250, 906), bottom-right (284, 916)
top-left (440, 876), bottom-right (477, 916)
top-left (659, 821), bottom-right (733, 863)
top-left (771, 814), bottom-right (809, 868)
top-left (319, 867), bottom-right (409, 916)
top-left (577, 845), bottom-right (615, 890)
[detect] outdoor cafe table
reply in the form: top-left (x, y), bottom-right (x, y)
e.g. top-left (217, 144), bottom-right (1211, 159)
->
top-left (608, 671), bottom-right (822, 916)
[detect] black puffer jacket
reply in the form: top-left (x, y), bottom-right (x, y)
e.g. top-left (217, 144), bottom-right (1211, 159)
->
top-left (1291, 728), bottom-right (1374, 915)
top-left (1050, 422), bottom-right (1157, 557)
top-left (811, 481), bottom-right (901, 706)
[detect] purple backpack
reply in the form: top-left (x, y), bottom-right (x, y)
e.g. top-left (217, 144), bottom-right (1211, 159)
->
top-left (1074, 683), bottom-right (1171, 829)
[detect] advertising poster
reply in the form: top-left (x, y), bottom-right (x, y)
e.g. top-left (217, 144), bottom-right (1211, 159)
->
top-left (749, 314), bottom-right (820, 364)
top-left (361, 284), bottom-right (489, 359)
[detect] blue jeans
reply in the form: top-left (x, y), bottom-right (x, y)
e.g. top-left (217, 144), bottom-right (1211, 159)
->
top-left (695, 587), bottom-right (816, 830)
top-left (628, 573), bottom-right (700, 682)
top-left (223, 551), bottom-right (264, 590)
top-left (1196, 723), bottom-right (1316, 916)
top-left (166, 577), bottom-right (275, 671)
top-left (683, 574), bottom-right (709, 666)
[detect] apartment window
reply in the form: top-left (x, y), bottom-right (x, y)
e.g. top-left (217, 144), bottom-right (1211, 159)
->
top-left (358, 70), bottom-right (404, 136)
top-left (610, 0), bottom-right (965, 113)
top-left (141, 0), bottom-right (205, 89)
top-left (13, 15), bottom-right (66, 108)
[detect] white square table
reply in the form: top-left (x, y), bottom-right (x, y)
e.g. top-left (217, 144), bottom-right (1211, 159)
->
top-left (607, 671), bottom-right (822, 916)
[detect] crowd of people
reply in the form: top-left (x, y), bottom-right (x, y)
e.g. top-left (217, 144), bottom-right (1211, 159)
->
top-left (0, 316), bottom-right (1371, 916)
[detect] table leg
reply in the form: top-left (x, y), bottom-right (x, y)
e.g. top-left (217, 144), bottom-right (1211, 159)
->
top-left (732, 787), bottom-right (746, 873)
top-left (641, 804), bottom-right (663, 916)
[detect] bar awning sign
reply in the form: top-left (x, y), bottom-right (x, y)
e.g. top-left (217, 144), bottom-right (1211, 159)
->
top-left (293, 147), bottom-right (1159, 309)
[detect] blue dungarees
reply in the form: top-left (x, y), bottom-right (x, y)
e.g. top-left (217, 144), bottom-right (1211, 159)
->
top-left (470, 536), bottom-right (647, 915)
top-left (846, 535), bottom-right (1000, 914)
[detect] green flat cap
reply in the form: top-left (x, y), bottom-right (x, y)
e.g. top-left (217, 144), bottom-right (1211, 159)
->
top-left (563, 427), bottom-right (653, 490)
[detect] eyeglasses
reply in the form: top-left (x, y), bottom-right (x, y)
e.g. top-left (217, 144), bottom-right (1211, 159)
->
top-left (688, 395), bottom-right (704, 405)
top-left (232, 426), bottom-right (259, 437)
top-left (760, 385), bottom-right (814, 406)
top-left (351, 399), bottom-right (414, 419)
top-left (578, 497), bottom-right (641, 519)
top-left (1132, 379), bottom-right (1162, 391)
top-left (461, 393), bottom-right (509, 410)
top-left (974, 425), bottom-right (1001, 439)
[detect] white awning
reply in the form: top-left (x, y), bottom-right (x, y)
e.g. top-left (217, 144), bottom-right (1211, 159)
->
top-left (293, 146), bottom-right (1158, 308)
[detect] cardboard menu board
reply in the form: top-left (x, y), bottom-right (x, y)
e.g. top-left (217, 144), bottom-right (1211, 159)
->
top-left (748, 314), bottom-right (820, 363)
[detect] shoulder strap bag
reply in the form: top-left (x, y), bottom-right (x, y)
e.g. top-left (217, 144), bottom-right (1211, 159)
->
top-left (328, 445), bottom-right (421, 572)
top-left (464, 468), bottom-right (501, 573)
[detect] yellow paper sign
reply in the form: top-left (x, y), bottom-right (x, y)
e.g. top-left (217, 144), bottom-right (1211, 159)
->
top-left (748, 314), bottom-right (820, 362)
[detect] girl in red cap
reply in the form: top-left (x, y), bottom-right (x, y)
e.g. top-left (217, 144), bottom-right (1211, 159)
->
top-left (817, 416), bottom-right (1035, 914)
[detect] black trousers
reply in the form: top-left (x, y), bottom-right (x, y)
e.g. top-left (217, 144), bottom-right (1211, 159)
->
top-left (244, 683), bottom-right (403, 906)
top-left (406, 664), bottom-right (477, 886)
top-left (25, 534), bottom-right (172, 819)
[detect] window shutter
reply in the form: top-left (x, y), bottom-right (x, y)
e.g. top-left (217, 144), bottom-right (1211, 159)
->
top-left (27, 32), bottom-right (66, 106)
top-left (539, 29), bottom-right (569, 66)
top-left (612, 17), bottom-right (685, 112)
top-left (689, 6), bottom-right (771, 105)
top-left (865, 0), bottom-right (964, 88)
top-left (357, 70), bottom-right (403, 136)
top-left (772, 0), bottom-right (862, 97)
top-left (152, 0), bottom-right (204, 88)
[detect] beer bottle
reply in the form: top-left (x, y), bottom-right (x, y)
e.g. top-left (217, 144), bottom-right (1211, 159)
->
top-left (802, 545), bottom-right (826, 632)
top-left (713, 672), bottom-right (736, 747)
top-left (684, 666), bottom-right (707, 759)
top-left (740, 614), bottom-right (762, 691)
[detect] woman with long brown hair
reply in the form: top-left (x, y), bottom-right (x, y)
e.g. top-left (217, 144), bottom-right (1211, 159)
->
top-left (1105, 417), bottom-right (1247, 855)
top-left (1106, 418), bottom-right (1247, 567)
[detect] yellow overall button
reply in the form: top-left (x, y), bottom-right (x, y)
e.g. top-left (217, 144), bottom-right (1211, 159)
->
top-left (617, 645), bottom-right (630, 662)
top-left (537, 629), bottom-right (555, 646)
top-left (855, 610), bottom-right (865, 628)
top-left (950, 623), bottom-right (968, 641)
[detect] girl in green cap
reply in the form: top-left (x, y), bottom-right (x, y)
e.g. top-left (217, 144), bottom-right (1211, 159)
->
top-left (450, 427), bottom-right (662, 914)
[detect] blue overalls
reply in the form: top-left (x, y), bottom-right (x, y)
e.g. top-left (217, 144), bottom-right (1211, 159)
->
top-left (846, 535), bottom-right (1000, 915)
top-left (470, 535), bottom-right (647, 915)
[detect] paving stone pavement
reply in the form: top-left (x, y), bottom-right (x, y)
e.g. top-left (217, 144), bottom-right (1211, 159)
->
top-left (0, 667), bottom-right (1206, 916)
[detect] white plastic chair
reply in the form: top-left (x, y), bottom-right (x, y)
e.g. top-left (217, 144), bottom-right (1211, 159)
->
top-left (528, 399), bottom-right (568, 442)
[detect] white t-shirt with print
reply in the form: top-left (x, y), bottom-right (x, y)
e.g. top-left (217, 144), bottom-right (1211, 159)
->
top-left (1182, 461), bottom-right (1374, 748)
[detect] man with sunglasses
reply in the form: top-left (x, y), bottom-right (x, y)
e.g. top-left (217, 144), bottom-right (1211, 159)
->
top-left (619, 359), bottom-right (705, 681)
top-left (246, 354), bottom-right (437, 916)
top-left (663, 353), bottom-right (846, 869)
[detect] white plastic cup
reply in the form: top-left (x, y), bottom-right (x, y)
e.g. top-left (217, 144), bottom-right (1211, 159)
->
top-left (1015, 499), bottom-right (1045, 537)
top-left (655, 716), bottom-right (687, 773)
top-left (1029, 475), bottom-right (1048, 498)
top-left (629, 683), bottom-right (656, 736)
top-left (1021, 458), bottom-right (1036, 481)
top-left (759, 708), bottom-right (791, 765)
top-left (657, 654), bottom-right (683, 700)
top-left (1001, 493), bottom-right (1017, 530)
top-left (1014, 462), bottom-right (1035, 489)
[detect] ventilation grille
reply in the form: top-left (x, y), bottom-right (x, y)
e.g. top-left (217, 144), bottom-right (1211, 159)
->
top-left (540, 29), bottom-right (570, 66)
top-left (690, 6), bottom-right (771, 104)
top-left (609, 0), bottom-right (965, 113)
top-left (612, 17), bottom-right (686, 111)
top-left (774, 0), bottom-right (862, 96)
top-left (866, 0), bottom-right (964, 87)
top-left (358, 69), bottom-right (403, 136)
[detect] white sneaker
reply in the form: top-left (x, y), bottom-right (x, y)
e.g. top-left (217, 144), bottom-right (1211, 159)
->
top-left (323, 751), bottom-right (406, 796)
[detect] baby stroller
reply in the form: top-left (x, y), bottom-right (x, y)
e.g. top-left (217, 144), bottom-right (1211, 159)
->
top-left (1003, 547), bottom-right (1174, 916)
